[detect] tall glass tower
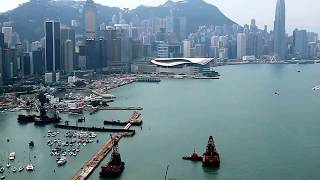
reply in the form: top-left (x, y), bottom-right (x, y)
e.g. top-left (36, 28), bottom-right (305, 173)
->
top-left (45, 21), bottom-right (60, 72)
top-left (273, 0), bottom-right (286, 59)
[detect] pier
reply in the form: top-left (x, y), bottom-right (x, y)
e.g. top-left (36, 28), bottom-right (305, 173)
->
top-left (55, 123), bottom-right (135, 133)
top-left (71, 111), bottom-right (141, 180)
top-left (89, 106), bottom-right (143, 115)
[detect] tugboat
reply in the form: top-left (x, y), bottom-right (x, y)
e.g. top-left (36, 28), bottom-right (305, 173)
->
top-left (29, 141), bottom-right (35, 147)
top-left (99, 138), bottom-right (125, 177)
top-left (17, 115), bottom-right (36, 123)
top-left (202, 136), bottom-right (220, 167)
top-left (182, 149), bottom-right (202, 161)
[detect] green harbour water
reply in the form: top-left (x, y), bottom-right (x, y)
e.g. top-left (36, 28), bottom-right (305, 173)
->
top-left (1, 64), bottom-right (320, 180)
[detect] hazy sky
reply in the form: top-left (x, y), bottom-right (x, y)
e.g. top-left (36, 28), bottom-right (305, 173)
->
top-left (0, 0), bottom-right (319, 34)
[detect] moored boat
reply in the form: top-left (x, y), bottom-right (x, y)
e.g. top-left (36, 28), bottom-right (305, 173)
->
top-left (202, 136), bottom-right (220, 167)
top-left (182, 150), bottom-right (203, 161)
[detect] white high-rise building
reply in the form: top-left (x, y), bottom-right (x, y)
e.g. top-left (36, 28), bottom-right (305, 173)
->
top-left (157, 42), bottom-right (169, 58)
top-left (211, 36), bottom-right (220, 47)
top-left (237, 33), bottom-right (247, 60)
top-left (2, 26), bottom-right (13, 47)
top-left (183, 40), bottom-right (191, 58)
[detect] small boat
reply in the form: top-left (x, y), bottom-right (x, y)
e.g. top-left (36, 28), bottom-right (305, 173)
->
top-left (9, 152), bottom-right (15, 160)
top-left (182, 150), bottom-right (203, 161)
top-left (0, 176), bottom-right (5, 179)
top-left (6, 163), bottom-right (10, 168)
top-left (26, 164), bottom-right (34, 171)
top-left (12, 167), bottom-right (17, 172)
top-left (29, 141), bottom-right (35, 147)
top-left (57, 157), bottom-right (67, 166)
top-left (18, 166), bottom-right (24, 172)
top-left (26, 152), bottom-right (34, 171)
top-left (0, 167), bottom-right (4, 173)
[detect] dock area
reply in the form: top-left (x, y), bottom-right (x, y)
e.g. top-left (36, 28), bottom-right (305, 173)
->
top-left (55, 123), bottom-right (135, 133)
top-left (89, 106), bottom-right (143, 115)
top-left (71, 111), bottom-right (141, 180)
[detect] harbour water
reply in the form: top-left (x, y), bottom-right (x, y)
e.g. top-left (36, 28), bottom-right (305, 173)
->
top-left (1, 64), bottom-right (320, 180)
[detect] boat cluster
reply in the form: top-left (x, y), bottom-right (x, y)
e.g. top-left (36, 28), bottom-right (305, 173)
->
top-left (46, 130), bottom-right (98, 166)
top-left (0, 152), bottom-right (34, 179)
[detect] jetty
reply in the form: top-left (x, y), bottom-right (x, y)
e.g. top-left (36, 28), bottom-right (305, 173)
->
top-left (71, 111), bottom-right (141, 180)
top-left (55, 123), bottom-right (135, 133)
top-left (89, 106), bottom-right (143, 115)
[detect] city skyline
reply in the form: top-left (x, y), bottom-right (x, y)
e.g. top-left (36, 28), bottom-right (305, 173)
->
top-left (0, 0), bottom-right (319, 34)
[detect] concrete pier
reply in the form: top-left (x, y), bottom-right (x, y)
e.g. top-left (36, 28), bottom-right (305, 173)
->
top-left (71, 111), bottom-right (141, 180)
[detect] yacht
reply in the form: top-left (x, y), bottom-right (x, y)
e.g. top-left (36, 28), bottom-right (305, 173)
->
top-left (9, 152), bottom-right (15, 160)
top-left (57, 157), bottom-right (67, 166)
top-left (26, 164), bottom-right (34, 171)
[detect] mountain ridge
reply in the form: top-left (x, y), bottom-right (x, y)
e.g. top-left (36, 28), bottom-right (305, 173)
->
top-left (0, 0), bottom-right (236, 41)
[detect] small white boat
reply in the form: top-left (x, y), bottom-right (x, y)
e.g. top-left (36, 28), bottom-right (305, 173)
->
top-left (9, 152), bottom-right (15, 160)
top-left (0, 175), bottom-right (5, 179)
top-left (6, 163), bottom-right (10, 168)
top-left (57, 157), bottom-right (67, 166)
top-left (26, 164), bottom-right (34, 171)
top-left (18, 166), bottom-right (24, 172)
top-left (0, 167), bottom-right (4, 173)
top-left (12, 167), bottom-right (17, 172)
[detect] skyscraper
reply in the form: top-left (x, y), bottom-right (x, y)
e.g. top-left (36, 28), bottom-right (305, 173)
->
top-left (0, 32), bottom-right (4, 49)
top-left (293, 29), bottom-right (308, 59)
top-left (274, 0), bottom-right (286, 59)
top-left (237, 33), bottom-right (246, 60)
top-left (60, 27), bottom-right (75, 72)
top-left (1, 26), bottom-right (12, 47)
top-left (64, 40), bottom-right (74, 74)
top-left (183, 39), bottom-right (191, 58)
top-left (84, 0), bottom-right (97, 39)
top-left (45, 21), bottom-right (61, 72)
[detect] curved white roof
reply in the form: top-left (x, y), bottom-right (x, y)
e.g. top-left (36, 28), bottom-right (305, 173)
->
top-left (151, 58), bottom-right (214, 67)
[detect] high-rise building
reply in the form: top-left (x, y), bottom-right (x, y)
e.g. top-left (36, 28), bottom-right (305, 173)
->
top-left (32, 49), bottom-right (44, 75)
top-left (0, 32), bottom-right (4, 49)
top-left (157, 42), bottom-right (169, 58)
top-left (237, 33), bottom-right (246, 60)
top-left (183, 39), bottom-right (191, 58)
top-left (1, 26), bottom-right (13, 47)
top-left (64, 40), bottom-right (74, 74)
top-left (84, 0), bottom-right (97, 39)
top-left (22, 53), bottom-right (31, 76)
top-left (293, 29), bottom-right (308, 59)
top-left (60, 27), bottom-right (75, 72)
top-left (45, 21), bottom-right (61, 72)
top-left (274, 0), bottom-right (286, 59)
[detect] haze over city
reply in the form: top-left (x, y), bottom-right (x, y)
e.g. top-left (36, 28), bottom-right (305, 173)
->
top-left (0, 0), bottom-right (319, 33)
top-left (0, 0), bottom-right (320, 179)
